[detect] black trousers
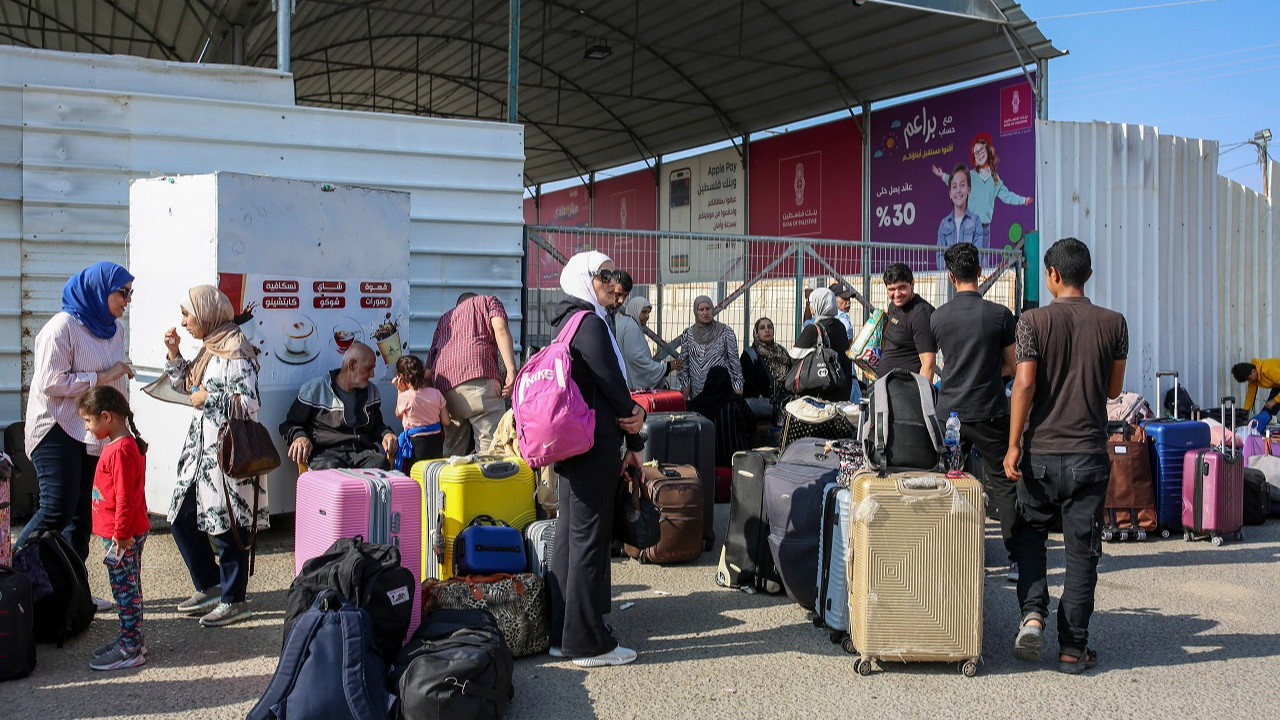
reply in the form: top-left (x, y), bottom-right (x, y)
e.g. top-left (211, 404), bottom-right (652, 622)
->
top-left (958, 414), bottom-right (1018, 564)
top-left (547, 439), bottom-right (622, 657)
top-left (309, 445), bottom-right (390, 471)
top-left (1011, 452), bottom-right (1109, 653)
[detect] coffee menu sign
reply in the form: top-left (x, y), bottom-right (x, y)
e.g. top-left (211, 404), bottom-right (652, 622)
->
top-left (218, 272), bottom-right (410, 387)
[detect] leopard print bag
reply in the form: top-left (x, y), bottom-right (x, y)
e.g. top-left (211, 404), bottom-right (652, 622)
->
top-left (423, 573), bottom-right (550, 657)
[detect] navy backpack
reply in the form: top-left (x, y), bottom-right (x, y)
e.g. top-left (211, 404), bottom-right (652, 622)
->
top-left (247, 590), bottom-right (391, 720)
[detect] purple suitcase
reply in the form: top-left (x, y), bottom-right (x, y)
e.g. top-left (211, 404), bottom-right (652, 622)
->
top-left (1181, 397), bottom-right (1245, 545)
top-left (295, 468), bottom-right (423, 638)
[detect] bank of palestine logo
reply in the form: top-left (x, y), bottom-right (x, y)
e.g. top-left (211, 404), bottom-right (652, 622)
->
top-left (1000, 83), bottom-right (1033, 134)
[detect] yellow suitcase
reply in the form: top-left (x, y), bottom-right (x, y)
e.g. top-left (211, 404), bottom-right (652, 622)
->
top-left (847, 470), bottom-right (984, 676)
top-left (410, 455), bottom-right (537, 581)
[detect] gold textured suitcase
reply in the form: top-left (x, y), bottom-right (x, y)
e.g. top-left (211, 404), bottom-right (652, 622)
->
top-left (847, 470), bottom-right (984, 676)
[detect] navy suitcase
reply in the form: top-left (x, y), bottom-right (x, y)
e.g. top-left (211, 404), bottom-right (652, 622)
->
top-left (764, 439), bottom-right (841, 610)
top-left (453, 516), bottom-right (527, 576)
top-left (641, 412), bottom-right (716, 549)
top-left (1143, 371), bottom-right (1210, 536)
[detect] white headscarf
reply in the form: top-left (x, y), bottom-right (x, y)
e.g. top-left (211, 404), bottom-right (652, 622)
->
top-left (560, 251), bottom-right (629, 383)
top-left (809, 287), bottom-right (838, 320)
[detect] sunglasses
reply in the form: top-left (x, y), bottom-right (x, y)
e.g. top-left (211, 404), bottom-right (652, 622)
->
top-left (115, 287), bottom-right (134, 300)
top-left (594, 269), bottom-right (623, 284)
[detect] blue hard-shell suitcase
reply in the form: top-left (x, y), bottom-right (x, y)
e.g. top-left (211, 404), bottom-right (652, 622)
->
top-left (814, 483), bottom-right (853, 651)
top-left (1142, 419), bottom-right (1211, 535)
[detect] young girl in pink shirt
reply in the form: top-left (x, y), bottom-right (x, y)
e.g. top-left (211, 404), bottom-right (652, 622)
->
top-left (394, 355), bottom-right (451, 468)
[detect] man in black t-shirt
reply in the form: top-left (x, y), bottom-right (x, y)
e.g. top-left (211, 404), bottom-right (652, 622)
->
top-left (878, 263), bottom-right (937, 379)
top-left (930, 243), bottom-right (1018, 580)
top-left (1003, 238), bottom-right (1128, 676)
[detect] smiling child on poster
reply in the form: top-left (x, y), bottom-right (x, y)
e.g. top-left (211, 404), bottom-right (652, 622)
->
top-left (932, 133), bottom-right (1033, 249)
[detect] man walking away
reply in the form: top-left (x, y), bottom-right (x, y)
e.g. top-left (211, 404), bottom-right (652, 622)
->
top-left (930, 243), bottom-right (1019, 580)
top-left (878, 263), bottom-right (937, 380)
top-left (1003, 238), bottom-right (1128, 675)
top-left (427, 292), bottom-right (518, 456)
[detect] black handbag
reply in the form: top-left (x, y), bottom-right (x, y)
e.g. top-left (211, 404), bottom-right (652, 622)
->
top-left (613, 465), bottom-right (660, 550)
top-left (785, 323), bottom-right (844, 396)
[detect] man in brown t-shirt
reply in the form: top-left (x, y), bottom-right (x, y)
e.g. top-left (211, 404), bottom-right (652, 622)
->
top-left (1003, 237), bottom-right (1128, 675)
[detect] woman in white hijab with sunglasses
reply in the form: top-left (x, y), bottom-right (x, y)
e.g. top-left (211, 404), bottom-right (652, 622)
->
top-left (546, 251), bottom-right (646, 668)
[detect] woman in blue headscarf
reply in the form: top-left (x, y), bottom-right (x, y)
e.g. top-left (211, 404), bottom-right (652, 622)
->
top-left (17, 263), bottom-right (136, 600)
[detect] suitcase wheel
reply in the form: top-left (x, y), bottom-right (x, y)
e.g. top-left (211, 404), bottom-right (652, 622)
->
top-left (812, 616), bottom-right (824, 628)
top-left (1161, 529), bottom-right (1172, 539)
top-left (1101, 529), bottom-right (1114, 542)
top-left (961, 659), bottom-right (979, 678)
top-left (1235, 531), bottom-right (1245, 542)
top-left (703, 538), bottom-right (714, 553)
top-left (1118, 531), bottom-right (1130, 542)
top-left (1183, 531), bottom-right (1193, 542)
top-left (1136, 531), bottom-right (1148, 541)
top-left (715, 568), bottom-right (730, 588)
top-left (854, 658), bottom-right (873, 676)
top-left (1211, 534), bottom-right (1224, 547)
top-left (840, 637), bottom-right (856, 655)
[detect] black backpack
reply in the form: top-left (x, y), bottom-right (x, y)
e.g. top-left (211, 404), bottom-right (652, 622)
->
top-left (860, 369), bottom-right (944, 474)
top-left (391, 609), bottom-right (514, 720)
top-left (284, 537), bottom-right (415, 663)
top-left (248, 590), bottom-right (391, 720)
top-left (15, 531), bottom-right (95, 646)
top-left (0, 565), bottom-right (36, 680)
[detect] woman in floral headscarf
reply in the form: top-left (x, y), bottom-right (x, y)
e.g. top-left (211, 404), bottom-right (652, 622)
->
top-left (162, 285), bottom-right (267, 629)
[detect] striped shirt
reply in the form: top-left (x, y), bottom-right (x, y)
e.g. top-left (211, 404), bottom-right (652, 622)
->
top-left (25, 312), bottom-right (128, 456)
top-left (427, 295), bottom-right (508, 394)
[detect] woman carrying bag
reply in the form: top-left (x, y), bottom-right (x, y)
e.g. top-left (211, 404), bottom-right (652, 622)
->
top-left (791, 288), bottom-right (853, 402)
top-left (163, 285), bottom-right (269, 628)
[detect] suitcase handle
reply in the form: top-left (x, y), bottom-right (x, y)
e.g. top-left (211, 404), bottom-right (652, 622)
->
top-left (465, 514), bottom-right (512, 528)
top-left (895, 475), bottom-right (953, 497)
top-left (1155, 370), bottom-right (1179, 419)
top-left (1220, 396), bottom-right (1239, 459)
top-left (479, 461), bottom-right (518, 479)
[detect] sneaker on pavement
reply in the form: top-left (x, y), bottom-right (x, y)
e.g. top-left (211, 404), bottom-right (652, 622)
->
top-left (548, 647), bottom-right (565, 658)
top-left (572, 646), bottom-right (637, 668)
top-left (94, 640), bottom-right (148, 659)
top-left (92, 595), bottom-right (114, 612)
top-left (1007, 563), bottom-right (1020, 583)
top-left (200, 601), bottom-right (252, 627)
top-left (89, 644), bottom-right (146, 671)
top-left (177, 588), bottom-right (221, 615)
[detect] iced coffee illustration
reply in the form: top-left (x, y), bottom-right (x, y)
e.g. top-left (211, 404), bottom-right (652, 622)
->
top-left (372, 312), bottom-right (403, 371)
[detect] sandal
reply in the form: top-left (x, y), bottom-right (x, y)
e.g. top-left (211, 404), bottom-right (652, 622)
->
top-left (1057, 647), bottom-right (1098, 675)
top-left (1012, 612), bottom-right (1044, 663)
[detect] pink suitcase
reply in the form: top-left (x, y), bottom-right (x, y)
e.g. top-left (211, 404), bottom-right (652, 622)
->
top-left (1181, 397), bottom-right (1245, 546)
top-left (295, 468), bottom-right (423, 637)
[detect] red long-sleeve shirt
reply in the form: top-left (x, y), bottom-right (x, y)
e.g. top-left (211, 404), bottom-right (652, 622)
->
top-left (91, 436), bottom-right (149, 541)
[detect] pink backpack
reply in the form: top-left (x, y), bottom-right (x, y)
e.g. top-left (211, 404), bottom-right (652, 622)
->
top-left (512, 310), bottom-right (597, 468)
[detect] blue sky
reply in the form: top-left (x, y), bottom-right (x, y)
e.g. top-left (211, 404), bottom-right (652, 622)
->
top-left (533, 0), bottom-right (1277, 196)
top-left (1021, 0), bottom-right (1278, 193)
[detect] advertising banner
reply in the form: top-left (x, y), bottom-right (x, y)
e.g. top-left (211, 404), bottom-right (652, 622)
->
top-left (529, 183), bottom-right (590, 288)
top-left (659, 147), bottom-right (746, 282)
top-left (218, 272), bottom-right (410, 387)
top-left (592, 169), bottom-right (658, 284)
top-left (870, 74), bottom-right (1036, 266)
top-left (748, 117), bottom-right (864, 280)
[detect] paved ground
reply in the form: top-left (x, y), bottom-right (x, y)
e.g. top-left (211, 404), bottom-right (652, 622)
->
top-left (10, 507), bottom-right (1280, 720)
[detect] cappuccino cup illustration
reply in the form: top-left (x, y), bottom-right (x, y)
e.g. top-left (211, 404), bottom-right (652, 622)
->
top-left (282, 315), bottom-right (316, 355)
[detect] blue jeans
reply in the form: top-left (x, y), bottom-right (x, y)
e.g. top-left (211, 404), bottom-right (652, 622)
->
top-left (15, 423), bottom-right (98, 560)
top-left (170, 484), bottom-right (249, 604)
top-left (1011, 452), bottom-right (1109, 653)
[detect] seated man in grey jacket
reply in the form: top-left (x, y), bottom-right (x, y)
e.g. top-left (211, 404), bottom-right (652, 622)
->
top-left (280, 342), bottom-right (398, 470)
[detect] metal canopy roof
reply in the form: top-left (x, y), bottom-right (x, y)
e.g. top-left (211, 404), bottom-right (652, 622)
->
top-left (0, 1), bottom-right (1062, 187)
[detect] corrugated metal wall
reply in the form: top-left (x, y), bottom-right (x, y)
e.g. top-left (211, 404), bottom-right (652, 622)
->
top-left (1218, 160), bottom-right (1278, 392)
top-left (1037, 120), bottom-right (1222, 405)
top-left (0, 49), bottom-right (524, 425)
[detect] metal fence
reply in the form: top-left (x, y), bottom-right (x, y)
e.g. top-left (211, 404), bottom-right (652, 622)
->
top-left (523, 225), bottom-right (1023, 359)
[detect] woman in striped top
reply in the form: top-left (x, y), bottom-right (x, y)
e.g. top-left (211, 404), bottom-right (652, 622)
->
top-left (17, 263), bottom-right (135, 581)
top-left (677, 296), bottom-right (744, 401)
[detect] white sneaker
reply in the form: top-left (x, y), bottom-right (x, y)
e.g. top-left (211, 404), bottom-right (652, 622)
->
top-left (92, 595), bottom-right (114, 612)
top-left (548, 646), bottom-right (565, 658)
top-left (572, 645), bottom-right (637, 668)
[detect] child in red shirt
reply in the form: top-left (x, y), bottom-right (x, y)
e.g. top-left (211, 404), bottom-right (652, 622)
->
top-left (393, 355), bottom-right (451, 467)
top-left (78, 386), bottom-right (150, 671)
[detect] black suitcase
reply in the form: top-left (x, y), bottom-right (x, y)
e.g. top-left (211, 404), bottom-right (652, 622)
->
top-left (640, 412), bottom-right (716, 549)
top-left (0, 564), bottom-right (36, 680)
top-left (1243, 467), bottom-right (1269, 526)
top-left (764, 438), bottom-right (840, 610)
top-left (716, 449), bottom-right (782, 593)
top-left (3, 423), bottom-right (39, 520)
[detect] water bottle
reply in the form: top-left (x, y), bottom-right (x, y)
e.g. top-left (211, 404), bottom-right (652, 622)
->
top-left (944, 412), bottom-right (963, 476)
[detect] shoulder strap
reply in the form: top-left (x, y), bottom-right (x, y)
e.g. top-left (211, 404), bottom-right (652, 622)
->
top-left (745, 347), bottom-right (758, 363)
top-left (872, 375), bottom-right (891, 477)
top-left (554, 310), bottom-right (592, 346)
top-left (247, 600), bottom-right (329, 720)
top-left (338, 605), bottom-right (387, 719)
top-left (910, 372), bottom-right (944, 454)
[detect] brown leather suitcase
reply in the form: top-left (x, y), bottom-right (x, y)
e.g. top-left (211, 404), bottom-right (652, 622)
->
top-left (624, 464), bottom-right (703, 564)
top-left (1105, 423), bottom-right (1157, 540)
